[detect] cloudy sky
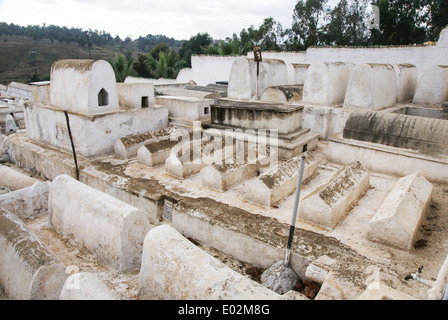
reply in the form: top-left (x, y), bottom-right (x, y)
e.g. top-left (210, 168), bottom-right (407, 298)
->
top-left (0, 0), bottom-right (328, 40)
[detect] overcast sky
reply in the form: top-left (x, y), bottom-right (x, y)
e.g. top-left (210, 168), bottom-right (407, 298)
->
top-left (0, 0), bottom-right (330, 40)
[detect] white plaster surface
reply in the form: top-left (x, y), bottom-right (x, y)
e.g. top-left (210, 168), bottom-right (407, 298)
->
top-left (242, 152), bottom-right (320, 207)
top-left (298, 161), bottom-right (370, 229)
top-left (394, 64), bottom-right (418, 103)
top-left (0, 164), bottom-right (38, 191)
top-left (0, 208), bottom-right (68, 299)
top-left (50, 59), bottom-right (119, 115)
top-left (343, 63), bottom-right (397, 111)
top-left (60, 272), bottom-right (117, 300)
top-left (413, 65), bottom-right (448, 106)
top-left (138, 224), bottom-right (280, 300)
top-left (366, 173), bottom-right (433, 251)
top-left (302, 62), bottom-right (354, 105)
top-left (0, 181), bottom-right (50, 219)
top-left (155, 95), bottom-right (213, 122)
top-left (227, 57), bottom-right (288, 100)
top-left (49, 175), bottom-right (151, 272)
top-left (24, 102), bottom-right (169, 158)
top-left (117, 82), bottom-right (155, 109)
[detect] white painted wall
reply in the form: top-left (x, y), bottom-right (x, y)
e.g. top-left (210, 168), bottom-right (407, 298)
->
top-left (176, 55), bottom-right (241, 86)
top-left (50, 60), bottom-right (119, 115)
top-left (24, 103), bottom-right (168, 158)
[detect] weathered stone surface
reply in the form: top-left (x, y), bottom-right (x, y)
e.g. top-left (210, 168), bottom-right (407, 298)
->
top-left (357, 282), bottom-right (418, 300)
top-left (260, 85), bottom-right (303, 104)
top-left (242, 152), bottom-right (320, 207)
top-left (366, 173), bottom-right (433, 251)
top-left (0, 208), bottom-right (68, 299)
top-left (0, 181), bottom-right (50, 219)
top-left (114, 126), bottom-right (179, 160)
top-left (261, 261), bottom-right (300, 295)
top-left (413, 65), bottom-right (448, 106)
top-left (344, 63), bottom-right (397, 111)
top-left (227, 57), bottom-right (288, 100)
top-left (0, 164), bottom-right (38, 191)
top-left (49, 175), bottom-right (151, 272)
top-left (165, 138), bottom-right (233, 179)
top-left (343, 109), bottom-right (448, 156)
top-left (394, 64), bottom-right (418, 103)
top-left (138, 224), bottom-right (280, 300)
top-left (211, 99), bottom-right (304, 135)
top-left (298, 161), bottom-right (370, 229)
top-left (303, 62), bottom-right (354, 105)
top-left (5, 114), bottom-right (17, 135)
top-left (60, 272), bottom-right (117, 300)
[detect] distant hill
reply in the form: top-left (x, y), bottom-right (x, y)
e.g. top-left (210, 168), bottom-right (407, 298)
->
top-left (0, 24), bottom-right (183, 84)
top-left (0, 35), bottom-right (149, 84)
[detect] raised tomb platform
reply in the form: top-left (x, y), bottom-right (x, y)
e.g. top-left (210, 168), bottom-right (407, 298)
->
top-left (204, 98), bottom-right (319, 160)
top-left (327, 109), bottom-right (448, 183)
top-left (24, 59), bottom-right (169, 158)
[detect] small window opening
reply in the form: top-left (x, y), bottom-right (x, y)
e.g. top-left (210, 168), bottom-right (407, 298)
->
top-left (141, 96), bottom-right (149, 108)
top-left (98, 88), bottom-right (109, 107)
top-left (303, 144), bottom-right (308, 152)
top-left (204, 107), bottom-right (210, 115)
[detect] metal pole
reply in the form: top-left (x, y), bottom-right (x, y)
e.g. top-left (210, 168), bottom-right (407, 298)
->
top-left (283, 155), bottom-right (306, 267)
top-left (64, 110), bottom-right (79, 180)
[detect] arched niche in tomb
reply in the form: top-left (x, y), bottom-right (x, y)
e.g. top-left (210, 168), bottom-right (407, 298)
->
top-left (98, 88), bottom-right (109, 107)
top-left (50, 59), bottom-right (119, 115)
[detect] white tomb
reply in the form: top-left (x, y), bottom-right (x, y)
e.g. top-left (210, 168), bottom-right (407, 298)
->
top-left (343, 63), bottom-right (397, 111)
top-left (413, 65), bottom-right (448, 106)
top-left (302, 62), bottom-right (354, 106)
top-left (24, 59), bottom-right (169, 158)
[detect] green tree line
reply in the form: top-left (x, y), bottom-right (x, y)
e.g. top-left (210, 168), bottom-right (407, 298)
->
top-left (2, 0), bottom-right (447, 82)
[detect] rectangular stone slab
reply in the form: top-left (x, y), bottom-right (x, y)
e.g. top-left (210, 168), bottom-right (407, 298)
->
top-left (366, 172), bottom-right (433, 251)
top-left (298, 161), bottom-right (370, 229)
top-left (242, 151), bottom-right (320, 207)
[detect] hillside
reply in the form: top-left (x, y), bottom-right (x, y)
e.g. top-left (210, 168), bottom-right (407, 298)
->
top-left (0, 35), bottom-right (141, 84)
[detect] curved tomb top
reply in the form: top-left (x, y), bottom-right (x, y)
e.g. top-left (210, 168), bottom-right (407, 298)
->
top-left (343, 110), bottom-right (448, 156)
top-left (50, 59), bottom-right (119, 115)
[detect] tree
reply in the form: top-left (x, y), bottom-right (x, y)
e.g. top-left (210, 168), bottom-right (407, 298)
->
top-left (370, 0), bottom-right (428, 45)
top-left (425, 0), bottom-right (448, 41)
top-left (206, 34), bottom-right (252, 56)
top-left (134, 50), bottom-right (184, 79)
top-left (285, 0), bottom-right (329, 51)
top-left (108, 54), bottom-right (136, 82)
top-left (240, 17), bottom-right (285, 51)
top-left (178, 33), bottom-right (213, 67)
top-left (322, 0), bottom-right (369, 46)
